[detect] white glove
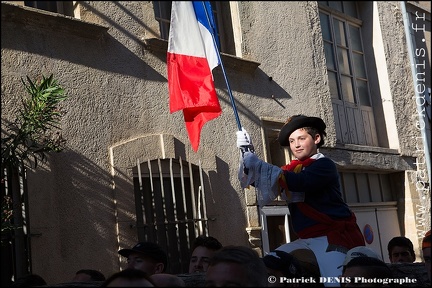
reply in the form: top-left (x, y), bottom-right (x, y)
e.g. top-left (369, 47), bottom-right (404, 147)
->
top-left (236, 127), bottom-right (253, 149)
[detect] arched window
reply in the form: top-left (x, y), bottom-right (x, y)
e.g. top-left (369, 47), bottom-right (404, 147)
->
top-left (133, 157), bottom-right (208, 273)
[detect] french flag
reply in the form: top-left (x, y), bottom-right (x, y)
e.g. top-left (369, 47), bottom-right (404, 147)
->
top-left (167, 1), bottom-right (222, 152)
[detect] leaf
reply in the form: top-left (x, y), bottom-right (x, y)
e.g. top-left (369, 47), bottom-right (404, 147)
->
top-left (1, 74), bottom-right (68, 169)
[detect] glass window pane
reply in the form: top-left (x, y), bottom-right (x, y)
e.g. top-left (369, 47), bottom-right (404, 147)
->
top-left (267, 216), bottom-right (287, 250)
top-left (325, 43), bottom-right (336, 70)
top-left (356, 173), bottom-right (370, 203)
top-left (329, 1), bottom-right (343, 13)
top-left (380, 174), bottom-right (393, 201)
top-left (328, 72), bottom-right (340, 100)
top-left (154, 1), bottom-right (171, 19)
top-left (353, 53), bottom-right (366, 78)
top-left (339, 173), bottom-right (346, 202)
top-left (368, 174), bottom-right (382, 202)
top-left (210, 1), bottom-right (222, 49)
top-left (333, 19), bottom-right (347, 46)
top-left (25, 1), bottom-right (58, 13)
top-left (268, 129), bottom-right (287, 167)
top-left (342, 172), bottom-right (358, 203)
top-left (357, 80), bottom-right (371, 106)
top-left (320, 13), bottom-right (332, 41)
top-left (154, 1), bottom-right (172, 39)
top-left (341, 75), bottom-right (355, 103)
top-left (337, 47), bottom-right (351, 74)
top-left (349, 25), bottom-right (362, 51)
top-left (343, 1), bottom-right (358, 19)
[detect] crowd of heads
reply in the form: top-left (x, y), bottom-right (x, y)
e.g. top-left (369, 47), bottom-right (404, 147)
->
top-left (8, 230), bottom-right (432, 287)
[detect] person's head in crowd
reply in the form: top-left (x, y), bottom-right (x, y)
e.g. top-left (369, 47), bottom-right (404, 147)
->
top-left (72, 269), bottom-right (106, 282)
top-left (189, 235), bottom-right (222, 273)
top-left (118, 242), bottom-right (168, 275)
top-left (422, 229), bottom-right (431, 282)
top-left (205, 245), bottom-right (268, 287)
top-left (287, 249), bottom-right (323, 287)
top-left (150, 273), bottom-right (186, 287)
top-left (263, 250), bottom-right (303, 287)
top-left (387, 236), bottom-right (415, 263)
top-left (341, 256), bottom-right (393, 287)
top-left (339, 246), bottom-right (382, 271)
top-left (101, 269), bottom-right (155, 287)
top-left (11, 274), bottom-right (47, 287)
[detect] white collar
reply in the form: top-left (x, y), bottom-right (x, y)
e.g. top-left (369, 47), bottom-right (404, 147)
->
top-left (311, 153), bottom-right (325, 160)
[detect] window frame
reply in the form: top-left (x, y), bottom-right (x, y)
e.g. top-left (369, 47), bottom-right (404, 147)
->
top-left (319, 2), bottom-right (378, 146)
top-left (133, 157), bottom-right (209, 274)
top-left (153, 1), bottom-right (239, 56)
top-left (259, 120), bottom-right (297, 254)
top-left (260, 206), bottom-right (293, 254)
top-left (23, 1), bottom-right (76, 17)
top-left (339, 170), bottom-right (397, 204)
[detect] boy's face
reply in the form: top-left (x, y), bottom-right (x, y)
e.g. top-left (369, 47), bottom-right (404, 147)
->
top-left (288, 128), bottom-right (320, 161)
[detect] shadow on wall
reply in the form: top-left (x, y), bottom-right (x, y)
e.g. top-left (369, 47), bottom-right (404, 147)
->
top-left (206, 156), bottom-right (249, 246)
top-left (1, 2), bottom-right (165, 83)
top-left (27, 148), bottom-right (120, 284)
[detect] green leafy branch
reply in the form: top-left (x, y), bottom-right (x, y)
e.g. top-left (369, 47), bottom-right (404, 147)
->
top-left (1, 74), bottom-right (68, 168)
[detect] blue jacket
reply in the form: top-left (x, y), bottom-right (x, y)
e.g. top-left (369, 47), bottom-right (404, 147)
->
top-left (283, 157), bottom-right (352, 234)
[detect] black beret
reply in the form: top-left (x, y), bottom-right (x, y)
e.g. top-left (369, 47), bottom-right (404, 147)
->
top-left (278, 115), bottom-right (326, 147)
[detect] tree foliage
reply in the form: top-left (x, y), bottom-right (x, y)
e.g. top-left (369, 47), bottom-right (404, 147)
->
top-left (1, 74), bottom-right (68, 169)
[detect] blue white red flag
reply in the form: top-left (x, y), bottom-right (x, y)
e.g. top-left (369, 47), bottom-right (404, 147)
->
top-left (167, 1), bottom-right (222, 152)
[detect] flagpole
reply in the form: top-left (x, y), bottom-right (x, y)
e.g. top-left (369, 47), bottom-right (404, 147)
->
top-left (201, 2), bottom-right (242, 131)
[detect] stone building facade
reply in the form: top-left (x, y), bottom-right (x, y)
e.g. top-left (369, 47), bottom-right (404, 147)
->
top-left (1, 1), bottom-right (430, 285)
